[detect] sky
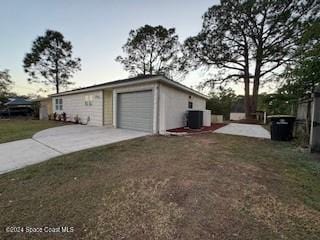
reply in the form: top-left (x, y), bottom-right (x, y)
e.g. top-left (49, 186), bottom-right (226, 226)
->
top-left (0, 0), bottom-right (259, 97)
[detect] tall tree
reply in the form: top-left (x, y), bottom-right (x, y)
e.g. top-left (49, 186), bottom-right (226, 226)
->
top-left (23, 30), bottom-right (81, 94)
top-left (116, 25), bottom-right (181, 77)
top-left (281, 19), bottom-right (320, 99)
top-left (258, 92), bottom-right (295, 115)
top-left (206, 88), bottom-right (238, 119)
top-left (0, 69), bottom-right (12, 99)
top-left (182, 0), bottom-right (318, 118)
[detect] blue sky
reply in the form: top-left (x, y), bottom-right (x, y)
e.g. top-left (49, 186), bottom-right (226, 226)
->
top-left (1, 0), bottom-right (242, 96)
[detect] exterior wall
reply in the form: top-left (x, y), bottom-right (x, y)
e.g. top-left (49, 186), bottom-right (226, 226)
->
top-left (203, 110), bottom-right (211, 127)
top-left (230, 112), bottom-right (246, 121)
top-left (39, 98), bottom-right (53, 120)
top-left (103, 89), bottom-right (113, 125)
top-left (159, 83), bottom-right (206, 133)
top-left (50, 80), bottom-right (207, 133)
top-left (52, 90), bottom-right (103, 126)
top-left (112, 83), bottom-right (158, 133)
top-left (212, 115), bottom-right (224, 123)
top-left (310, 88), bottom-right (320, 152)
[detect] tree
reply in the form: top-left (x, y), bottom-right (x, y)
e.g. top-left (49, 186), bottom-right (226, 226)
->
top-left (182, 0), bottom-right (318, 118)
top-left (116, 25), bottom-right (181, 77)
top-left (281, 19), bottom-right (320, 99)
top-left (0, 69), bottom-right (12, 100)
top-left (23, 30), bottom-right (81, 94)
top-left (206, 88), bottom-right (237, 119)
top-left (258, 92), bottom-right (295, 115)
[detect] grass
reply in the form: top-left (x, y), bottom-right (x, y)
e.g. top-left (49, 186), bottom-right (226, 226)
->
top-left (0, 133), bottom-right (319, 239)
top-left (0, 119), bottom-right (69, 143)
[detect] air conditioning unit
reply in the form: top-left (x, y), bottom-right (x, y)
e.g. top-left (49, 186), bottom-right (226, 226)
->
top-left (187, 110), bottom-right (203, 129)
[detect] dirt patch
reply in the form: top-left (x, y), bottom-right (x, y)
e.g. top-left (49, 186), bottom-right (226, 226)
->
top-left (87, 178), bottom-right (183, 240)
top-left (1, 133), bottom-right (320, 239)
top-left (239, 183), bottom-right (320, 238)
top-left (167, 123), bottom-right (226, 133)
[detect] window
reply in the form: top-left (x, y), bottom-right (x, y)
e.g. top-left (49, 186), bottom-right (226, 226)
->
top-left (85, 95), bottom-right (93, 106)
top-left (55, 98), bottom-right (63, 111)
top-left (188, 101), bottom-right (193, 109)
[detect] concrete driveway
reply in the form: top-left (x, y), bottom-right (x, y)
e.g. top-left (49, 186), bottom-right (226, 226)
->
top-left (0, 125), bottom-right (149, 174)
top-left (214, 123), bottom-right (271, 139)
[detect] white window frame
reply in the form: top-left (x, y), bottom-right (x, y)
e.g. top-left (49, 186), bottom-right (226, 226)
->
top-left (55, 98), bottom-right (63, 111)
top-left (85, 95), bottom-right (93, 106)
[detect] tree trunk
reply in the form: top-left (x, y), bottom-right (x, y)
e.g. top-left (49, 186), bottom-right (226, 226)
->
top-left (243, 46), bottom-right (251, 119)
top-left (56, 81), bottom-right (59, 94)
top-left (252, 70), bottom-right (261, 115)
top-left (149, 51), bottom-right (153, 75)
top-left (252, 37), bottom-right (264, 116)
top-left (252, 46), bottom-right (263, 115)
top-left (54, 39), bottom-right (60, 94)
top-left (252, 78), bottom-right (260, 114)
top-left (244, 77), bottom-right (251, 119)
top-left (55, 59), bottom-right (59, 94)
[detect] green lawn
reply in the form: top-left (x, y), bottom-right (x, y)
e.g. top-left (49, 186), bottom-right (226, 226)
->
top-left (0, 119), bottom-right (69, 143)
top-left (0, 133), bottom-right (319, 239)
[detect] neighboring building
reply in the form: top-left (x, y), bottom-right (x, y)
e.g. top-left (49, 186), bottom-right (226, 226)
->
top-left (4, 97), bottom-right (32, 107)
top-left (2, 97), bottom-right (33, 117)
top-left (50, 75), bottom-right (209, 133)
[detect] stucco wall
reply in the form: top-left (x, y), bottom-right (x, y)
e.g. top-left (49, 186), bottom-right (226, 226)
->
top-left (230, 112), bottom-right (246, 121)
top-left (159, 83), bottom-right (206, 133)
top-left (103, 89), bottom-right (113, 125)
top-left (52, 90), bottom-right (103, 126)
top-left (39, 98), bottom-right (53, 120)
top-left (50, 81), bottom-right (206, 132)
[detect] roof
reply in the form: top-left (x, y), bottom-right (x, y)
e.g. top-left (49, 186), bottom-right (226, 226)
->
top-left (31, 97), bottom-right (50, 102)
top-left (4, 97), bottom-right (32, 106)
top-left (50, 75), bottom-right (209, 99)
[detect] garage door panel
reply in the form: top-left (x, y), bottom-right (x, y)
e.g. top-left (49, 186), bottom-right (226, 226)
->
top-left (117, 91), bottom-right (153, 132)
top-left (119, 107), bottom-right (153, 112)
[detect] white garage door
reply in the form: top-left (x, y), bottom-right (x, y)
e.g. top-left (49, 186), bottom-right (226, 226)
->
top-left (117, 90), bottom-right (153, 132)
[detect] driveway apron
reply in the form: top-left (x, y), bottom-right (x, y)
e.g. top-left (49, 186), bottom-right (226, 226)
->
top-left (0, 125), bottom-right (149, 174)
top-left (214, 123), bottom-right (270, 139)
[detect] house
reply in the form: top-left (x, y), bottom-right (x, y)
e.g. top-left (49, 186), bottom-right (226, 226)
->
top-left (36, 98), bottom-right (53, 120)
top-left (4, 97), bottom-right (32, 107)
top-left (1, 97), bottom-right (33, 117)
top-left (50, 75), bottom-right (209, 133)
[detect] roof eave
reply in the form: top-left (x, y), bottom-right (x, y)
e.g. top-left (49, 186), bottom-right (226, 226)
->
top-left (49, 76), bottom-right (163, 97)
top-left (50, 75), bottom-right (209, 100)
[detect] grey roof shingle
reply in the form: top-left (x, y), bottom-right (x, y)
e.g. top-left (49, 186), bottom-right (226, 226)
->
top-left (5, 97), bottom-right (32, 106)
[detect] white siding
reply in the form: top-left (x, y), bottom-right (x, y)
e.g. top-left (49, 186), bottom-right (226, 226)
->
top-left (52, 90), bottom-right (103, 126)
top-left (159, 83), bottom-right (206, 133)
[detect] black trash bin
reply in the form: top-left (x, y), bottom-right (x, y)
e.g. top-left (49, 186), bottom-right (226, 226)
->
top-left (268, 115), bottom-right (296, 141)
top-left (187, 110), bottom-right (203, 129)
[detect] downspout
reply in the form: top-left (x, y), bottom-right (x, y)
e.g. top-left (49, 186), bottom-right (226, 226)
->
top-left (102, 90), bottom-right (104, 126)
top-left (156, 82), bottom-right (160, 134)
